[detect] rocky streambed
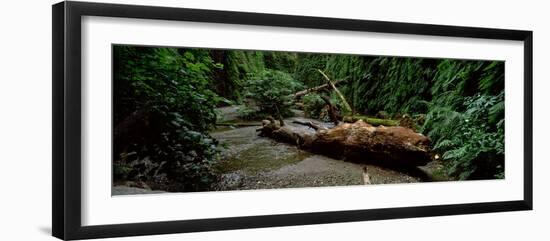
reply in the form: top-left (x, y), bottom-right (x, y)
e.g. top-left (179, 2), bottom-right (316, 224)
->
top-left (112, 109), bottom-right (447, 195)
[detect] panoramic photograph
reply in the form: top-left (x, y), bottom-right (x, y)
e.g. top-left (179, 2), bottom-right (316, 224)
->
top-left (111, 45), bottom-right (505, 195)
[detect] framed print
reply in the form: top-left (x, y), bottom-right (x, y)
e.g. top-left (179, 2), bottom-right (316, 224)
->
top-left (52, 1), bottom-right (533, 240)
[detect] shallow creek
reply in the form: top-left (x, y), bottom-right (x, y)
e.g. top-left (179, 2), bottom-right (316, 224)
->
top-left (112, 111), bottom-right (446, 195)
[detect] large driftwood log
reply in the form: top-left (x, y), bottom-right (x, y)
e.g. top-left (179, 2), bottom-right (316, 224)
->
top-left (257, 118), bottom-right (432, 166)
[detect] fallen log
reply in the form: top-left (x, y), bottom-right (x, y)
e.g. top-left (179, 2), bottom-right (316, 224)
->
top-left (293, 79), bottom-right (347, 99)
top-left (291, 120), bottom-right (327, 131)
top-left (317, 69), bottom-right (352, 113)
top-left (320, 95), bottom-right (341, 126)
top-left (257, 118), bottom-right (432, 166)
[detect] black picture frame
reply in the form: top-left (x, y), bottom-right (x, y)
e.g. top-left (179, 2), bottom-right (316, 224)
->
top-left (52, 1), bottom-right (533, 240)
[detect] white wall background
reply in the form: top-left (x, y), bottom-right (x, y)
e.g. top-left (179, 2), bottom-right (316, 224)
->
top-left (0, 0), bottom-right (547, 240)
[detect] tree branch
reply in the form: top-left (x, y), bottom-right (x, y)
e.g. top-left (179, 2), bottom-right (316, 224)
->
top-left (317, 69), bottom-right (352, 113)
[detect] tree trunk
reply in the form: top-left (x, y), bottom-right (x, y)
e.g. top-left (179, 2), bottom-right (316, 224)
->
top-left (292, 79), bottom-right (347, 99)
top-left (257, 118), bottom-right (432, 167)
top-left (317, 69), bottom-right (352, 113)
top-left (321, 95), bottom-right (341, 126)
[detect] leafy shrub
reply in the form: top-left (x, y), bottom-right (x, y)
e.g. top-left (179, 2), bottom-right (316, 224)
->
top-left (421, 60), bottom-right (504, 180)
top-left (302, 93), bottom-right (325, 118)
top-left (211, 51), bottom-right (302, 104)
top-left (156, 127), bottom-right (220, 191)
top-left (113, 46), bottom-right (223, 191)
top-left (242, 69), bottom-right (303, 118)
top-left (424, 93), bottom-right (504, 180)
top-left (219, 50), bottom-right (266, 102)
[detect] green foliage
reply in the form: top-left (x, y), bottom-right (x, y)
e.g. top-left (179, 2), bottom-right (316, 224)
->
top-left (207, 50), bottom-right (266, 102)
top-left (219, 50), bottom-right (299, 103)
top-left (114, 45), bottom-right (505, 184)
top-left (300, 91), bottom-right (347, 122)
top-left (294, 53), bottom-right (330, 87)
top-left (423, 60), bottom-right (505, 180)
top-left (242, 69), bottom-right (303, 118)
top-left (160, 128), bottom-right (220, 189)
top-left (424, 93), bottom-right (504, 179)
top-left (305, 53), bottom-right (504, 180)
top-left (113, 46), bottom-right (223, 191)
top-left (226, 50), bottom-right (265, 82)
top-left (328, 57), bottom-right (434, 115)
top-left (264, 51), bottom-right (298, 73)
top-left (296, 55), bottom-right (435, 115)
top-left (302, 93), bottom-right (326, 118)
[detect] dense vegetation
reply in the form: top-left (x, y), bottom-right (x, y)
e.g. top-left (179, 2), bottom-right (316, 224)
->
top-left (305, 56), bottom-right (505, 179)
top-left (113, 47), bottom-right (222, 191)
top-left (113, 45), bottom-right (504, 192)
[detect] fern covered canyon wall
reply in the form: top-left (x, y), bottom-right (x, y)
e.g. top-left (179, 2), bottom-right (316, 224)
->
top-left (112, 45), bottom-right (504, 194)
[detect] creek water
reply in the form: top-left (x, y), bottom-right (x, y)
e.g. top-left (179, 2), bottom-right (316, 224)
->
top-left (112, 108), bottom-right (446, 195)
